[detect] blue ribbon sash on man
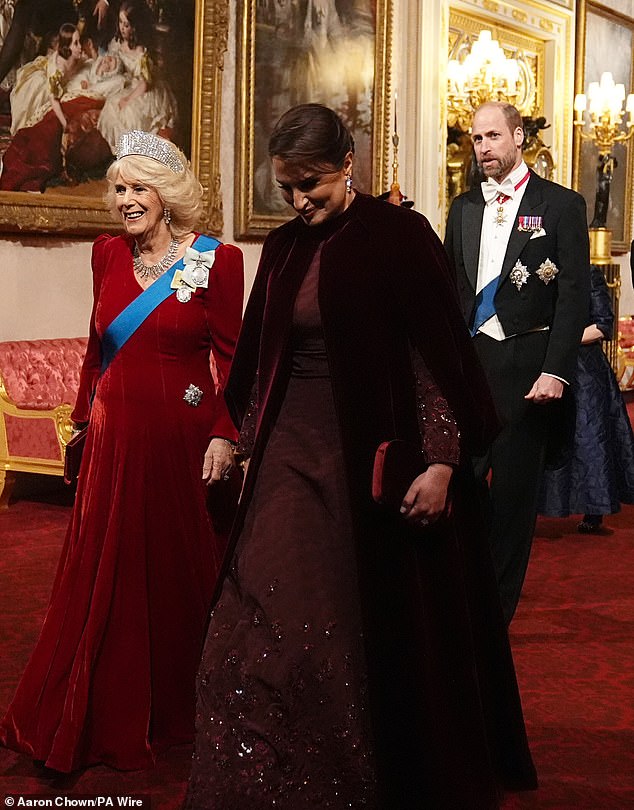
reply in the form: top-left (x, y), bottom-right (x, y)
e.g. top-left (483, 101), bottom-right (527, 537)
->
top-left (470, 275), bottom-right (499, 337)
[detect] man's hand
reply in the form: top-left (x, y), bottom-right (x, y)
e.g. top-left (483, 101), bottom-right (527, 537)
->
top-left (524, 373), bottom-right (564, 403)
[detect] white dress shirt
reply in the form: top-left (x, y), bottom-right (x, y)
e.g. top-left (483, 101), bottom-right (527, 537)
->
top-left (476, 161), bottom-right (530, 341)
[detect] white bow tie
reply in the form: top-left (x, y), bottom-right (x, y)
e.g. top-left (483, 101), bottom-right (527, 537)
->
top-left (481, 177), bottom-right (515, 205)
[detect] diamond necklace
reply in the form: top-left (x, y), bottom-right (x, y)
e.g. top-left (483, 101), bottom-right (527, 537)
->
top-left (133, 238), bottom-right (179, 281)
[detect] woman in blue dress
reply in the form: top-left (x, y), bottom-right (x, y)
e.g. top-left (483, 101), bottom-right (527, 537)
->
top-left (539, 265), bottom-right (634, 532)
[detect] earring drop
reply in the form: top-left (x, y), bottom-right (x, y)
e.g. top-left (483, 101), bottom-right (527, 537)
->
top-left (163, 207), bottom-right (172, 225)
top-left (345, 175), bottom-right (352, 194)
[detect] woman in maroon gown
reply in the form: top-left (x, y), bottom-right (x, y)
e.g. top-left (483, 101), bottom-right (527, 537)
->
top-left (185, 105), bottom-right (537, 808)
top-left (0, 131), bottom-right (244, 772)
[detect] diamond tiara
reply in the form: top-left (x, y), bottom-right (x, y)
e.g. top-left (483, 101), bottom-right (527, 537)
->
top-left (116, 130), bottom-right (185, 174)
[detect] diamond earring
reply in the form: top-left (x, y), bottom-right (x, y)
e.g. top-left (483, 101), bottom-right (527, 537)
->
top-left (163, 207), bottom-right (172, 225)
top-left (345, 175), bottom-right (352, 194)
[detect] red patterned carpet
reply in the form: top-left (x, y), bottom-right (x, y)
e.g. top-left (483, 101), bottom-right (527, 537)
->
top-left (1, 451), bottom-right (634, 807)
top-left (506, 505), bottom-right (634, 809)
top-left (0, 481), bottom-right (190, 809)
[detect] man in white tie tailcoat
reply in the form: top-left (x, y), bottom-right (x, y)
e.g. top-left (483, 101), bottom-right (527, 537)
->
top-left (444, 101), bottom-right (590, 623)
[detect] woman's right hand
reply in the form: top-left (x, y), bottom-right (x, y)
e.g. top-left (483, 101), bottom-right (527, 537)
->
top-left (399, 463), bottom-right (453, 527)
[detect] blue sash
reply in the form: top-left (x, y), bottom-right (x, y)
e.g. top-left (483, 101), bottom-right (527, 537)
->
top-left (470, 274), bottom-right (499, 337)
top-left (100, 234), bottom-right (221, 373)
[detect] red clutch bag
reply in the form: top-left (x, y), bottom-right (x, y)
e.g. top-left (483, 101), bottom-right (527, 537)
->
top-left (64, 427), bottom-right (88, 485)
top-left (372, 440), bottom-right (427, 510)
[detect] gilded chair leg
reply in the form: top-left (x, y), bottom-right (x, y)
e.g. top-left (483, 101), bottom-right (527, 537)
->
top-left (0, 469), bottom-right (17, 509)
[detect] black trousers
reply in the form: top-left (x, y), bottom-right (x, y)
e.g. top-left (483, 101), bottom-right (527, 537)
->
top-left (473, 330), bottom-right (557, 624)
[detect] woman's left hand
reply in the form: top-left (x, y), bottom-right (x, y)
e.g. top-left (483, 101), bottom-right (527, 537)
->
top-left (399, 463), bottom-right (453, 527)
top-left (202, 438), bottom-right (236, 486)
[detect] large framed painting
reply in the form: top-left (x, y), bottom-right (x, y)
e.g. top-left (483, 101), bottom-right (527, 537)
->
top-left (0, 0), bottom-right (228, 236)
top-left (573, 0), bottom-right (634, 253)
top-left (235, 0), bottom-right (392, 240)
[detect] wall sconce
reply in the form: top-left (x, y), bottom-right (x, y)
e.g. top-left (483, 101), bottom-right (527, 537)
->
top-left (574, 71), bottom-right (634, 259)
top-left (447, 30), bottom-right (521, 129)
top-left (574, 72), bottom-right (634, 154)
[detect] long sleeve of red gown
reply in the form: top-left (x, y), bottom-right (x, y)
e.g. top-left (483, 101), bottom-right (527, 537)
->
top-left (71, 234), bottom-right (108, 424)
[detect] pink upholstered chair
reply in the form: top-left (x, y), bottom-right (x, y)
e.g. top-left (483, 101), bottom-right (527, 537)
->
top-left (0, 337), bottom-right (88, 507)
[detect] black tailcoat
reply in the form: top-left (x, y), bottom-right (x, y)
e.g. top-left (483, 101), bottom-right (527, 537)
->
top-left (445, 170), bottom-right (590, 383)
top-left (445, 171), bottom-right (591, 623)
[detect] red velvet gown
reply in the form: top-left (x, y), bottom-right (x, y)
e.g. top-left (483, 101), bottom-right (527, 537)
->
top-left (0, 234), bottom-right (243, 772)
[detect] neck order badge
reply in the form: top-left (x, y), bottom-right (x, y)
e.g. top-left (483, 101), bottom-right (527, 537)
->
top-left (494, 170), bottom-right (530, 226)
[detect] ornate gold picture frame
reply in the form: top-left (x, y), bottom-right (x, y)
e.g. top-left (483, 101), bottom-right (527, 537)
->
top-left (0, 0), bottom-right (228, 237)
top-left (235, 0), bottom-right (391, 240)
top-left (573, 0), bottom-right (634, 254)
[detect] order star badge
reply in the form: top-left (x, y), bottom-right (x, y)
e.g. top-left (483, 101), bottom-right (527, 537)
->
top-left (536, 258), bottom-right (559, 284)
top-left (509, 260), bottom-right (530, 291)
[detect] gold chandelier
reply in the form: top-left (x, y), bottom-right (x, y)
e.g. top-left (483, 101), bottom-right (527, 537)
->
top-left (447, 30), bottom-right (522, 129)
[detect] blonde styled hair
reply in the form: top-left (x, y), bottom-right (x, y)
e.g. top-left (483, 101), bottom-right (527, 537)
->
top-left (105, 147), bottom-right (204, 238)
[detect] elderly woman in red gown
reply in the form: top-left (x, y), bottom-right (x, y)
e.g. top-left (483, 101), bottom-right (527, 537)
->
top-left (0, 131), bottom-right (244, 772)
top-left (185, 104), bottom-right (537, 809)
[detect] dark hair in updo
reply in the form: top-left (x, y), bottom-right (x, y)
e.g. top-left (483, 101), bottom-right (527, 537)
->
top-left (268, 104), bottom-right (355, 170)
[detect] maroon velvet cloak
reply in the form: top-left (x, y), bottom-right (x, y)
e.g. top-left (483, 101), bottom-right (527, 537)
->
top-left (219, 193), bottom-right (537, 807)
